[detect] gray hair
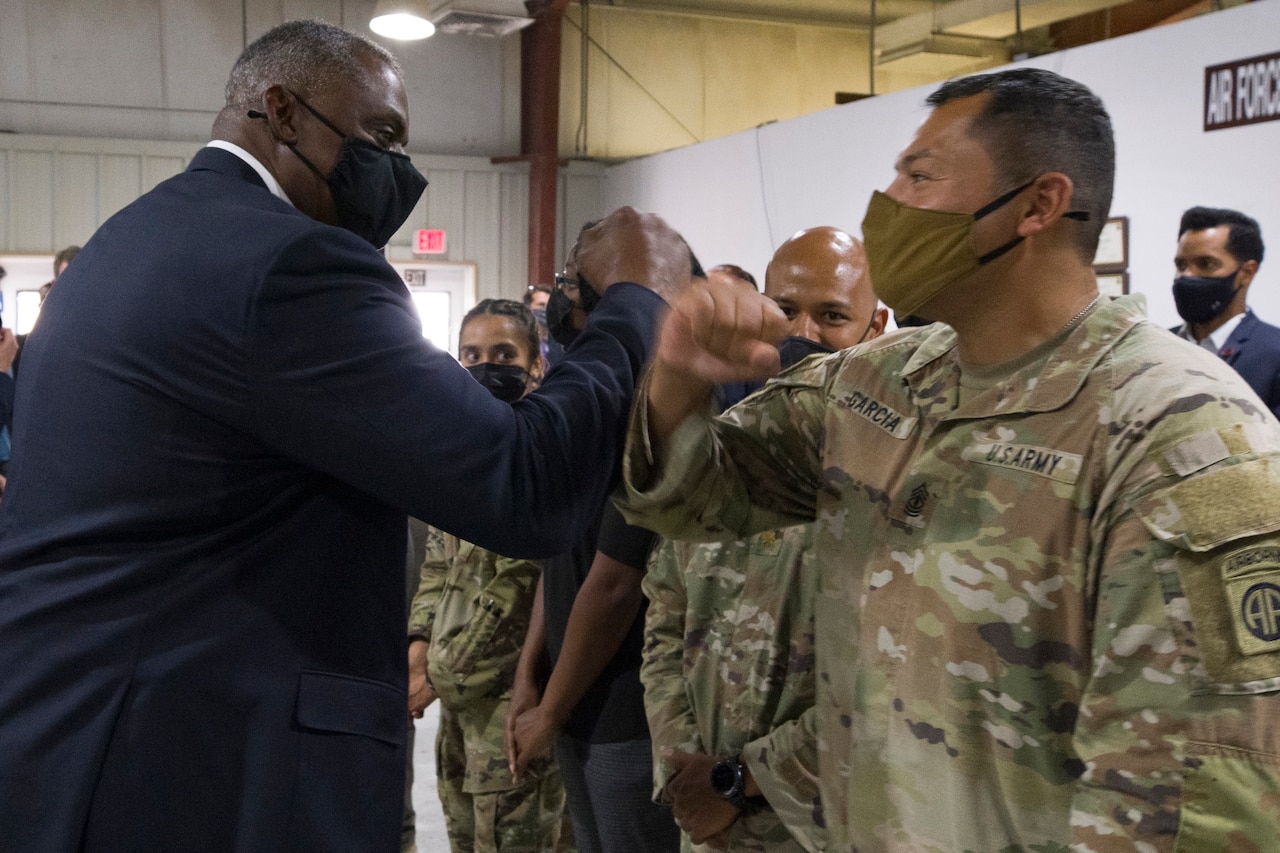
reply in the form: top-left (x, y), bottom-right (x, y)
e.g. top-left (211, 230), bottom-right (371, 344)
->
top-left (225, 20), bottom-right (401, 109)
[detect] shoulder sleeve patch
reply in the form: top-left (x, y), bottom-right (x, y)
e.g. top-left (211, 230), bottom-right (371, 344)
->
top-left (1224, 546), bottom-right (1280, 658)
top-left (1135, 457), bottom-right (1280, 690)
top-left (1170, 539), bottom-right (1280, 690)
top-left (1134, 457), bottom-right (1280, 552)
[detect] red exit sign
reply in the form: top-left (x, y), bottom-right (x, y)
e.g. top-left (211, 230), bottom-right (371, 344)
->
top-left (415, 229), bottom-right (447, 254)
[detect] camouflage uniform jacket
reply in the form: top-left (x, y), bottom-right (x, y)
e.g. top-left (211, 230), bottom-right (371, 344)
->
top-left (409, 527), bottom-right (554, 793)
top-left (643, 525), bottom-right (824, 853)
top-left (620, 295), bottom-right (1280, 852)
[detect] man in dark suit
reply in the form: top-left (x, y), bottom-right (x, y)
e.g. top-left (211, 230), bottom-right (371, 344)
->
top-left (1172, 206), bottom-right (1280, 418)
top-left (0, 20), bottom-right (687, 853)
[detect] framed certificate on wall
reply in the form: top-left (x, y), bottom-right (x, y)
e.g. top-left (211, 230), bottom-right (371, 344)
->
top-left (1093, 216), bottom-right (1128, 272)
top-left (1097, 272), bottom-right (1129, 298)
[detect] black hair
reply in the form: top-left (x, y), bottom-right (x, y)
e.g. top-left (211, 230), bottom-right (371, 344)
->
top-left (1179, 206), bottom-right (1264, 265)
top-left (523, 284), bottom-right (553, 306)
top-left (460, 299), bottom-right (542, 370)
top-left (927, 68), bottom-right (1114, 263)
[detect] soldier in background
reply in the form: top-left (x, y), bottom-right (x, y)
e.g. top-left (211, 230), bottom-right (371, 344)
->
top-left (642, 227), bottom-right (884, 852)
top-left (408, 299), bottom-right (571, 853)
top-left (620, 68), bottom-right (1280, 851)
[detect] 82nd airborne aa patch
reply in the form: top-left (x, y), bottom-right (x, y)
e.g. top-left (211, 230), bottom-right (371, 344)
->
top-left (1223, 545), bottom-right (1280, 656)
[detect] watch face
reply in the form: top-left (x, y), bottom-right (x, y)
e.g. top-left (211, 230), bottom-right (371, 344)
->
top-left (710, 760), bottom-right (738, 796)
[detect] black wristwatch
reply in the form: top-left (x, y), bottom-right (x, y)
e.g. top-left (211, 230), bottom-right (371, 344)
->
top-left (709, 755), bottom-right (766, 814)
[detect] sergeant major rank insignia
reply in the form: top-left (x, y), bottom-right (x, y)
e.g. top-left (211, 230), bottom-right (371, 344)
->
top-left (890, 481), bottom-right (932, 530)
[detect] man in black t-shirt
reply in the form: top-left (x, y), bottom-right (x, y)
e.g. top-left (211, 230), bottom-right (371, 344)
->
top-left (506, 503), bottom-right (679, 853)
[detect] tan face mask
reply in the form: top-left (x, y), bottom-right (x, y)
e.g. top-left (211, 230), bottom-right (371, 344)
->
top-left (861, 180), bottom-right (1087, 317)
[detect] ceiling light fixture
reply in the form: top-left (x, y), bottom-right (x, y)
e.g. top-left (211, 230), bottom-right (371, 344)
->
top-left (370, 0), bottom-right (437, 40)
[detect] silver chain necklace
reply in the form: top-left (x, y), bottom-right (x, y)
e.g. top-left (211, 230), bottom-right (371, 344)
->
top-left (1062, 295), bottom-right (1100, 332)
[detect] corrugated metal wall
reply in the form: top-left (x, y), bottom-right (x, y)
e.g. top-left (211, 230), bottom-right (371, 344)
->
top-left (0, 134), bottom-right (605, 303)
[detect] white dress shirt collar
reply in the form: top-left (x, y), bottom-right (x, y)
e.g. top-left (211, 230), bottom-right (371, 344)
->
top-left (205, 140), bottom-right (294, 208)
top-left (1178, 310), bottom-right (1248, 355)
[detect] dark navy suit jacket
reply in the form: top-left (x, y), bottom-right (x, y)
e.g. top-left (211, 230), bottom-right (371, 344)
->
top-left (1219, 310), bottom-right (1280, 419)
top-left (1176, 310), bottom-right (1280, 420)
top-left (0, 147), bottom-right (660, 852)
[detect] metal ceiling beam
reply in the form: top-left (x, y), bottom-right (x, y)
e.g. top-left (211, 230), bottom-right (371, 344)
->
top-left (593, 0), bottom-right (877, 30)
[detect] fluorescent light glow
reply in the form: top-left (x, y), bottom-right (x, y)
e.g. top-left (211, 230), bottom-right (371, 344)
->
top-left (370, 12), bottom-right (436, 40)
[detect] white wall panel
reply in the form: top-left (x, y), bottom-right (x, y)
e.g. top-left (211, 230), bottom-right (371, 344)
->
top-left (464, 171), bottom-right (502, 300)
top-left (499, 172), bottom-right (530, 299)
top-left (54, 153), bottom-right (100, 249)
top-left (99, 154), bottom-right (145, 223)
top-left (11, 151), bottom-right (56, 252)
top-left (143, 156), bottom-right (188, 194)
top-left (421, 169), bottom-right (467, 261)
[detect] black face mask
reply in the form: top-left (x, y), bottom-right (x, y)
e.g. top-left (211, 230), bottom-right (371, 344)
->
top-left (1173, 269), bottom-right (1240, 325)
top-left (466, 363), bottom-right (529, 403)
top-left (545, 273), bottom-right (602, 349)
top-left (777, 336), bottom-right (835, 370)
top-left (276, 92), bottom-right (428, 249)
top-left (776, 311), bottom-right (877, 370)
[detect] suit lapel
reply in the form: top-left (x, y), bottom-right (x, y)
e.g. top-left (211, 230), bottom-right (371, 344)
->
top-left (1221, 311), bottom-right (1256, 364)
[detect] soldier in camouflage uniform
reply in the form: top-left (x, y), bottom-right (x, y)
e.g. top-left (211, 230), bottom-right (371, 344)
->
top-left (619, 69), bottom-right (1280, 851)
top-left (646, 528), bottom-right (820, 853)
top-left (642, 228), bottom-right (886, 853)
top-left (408, 299), bottom-right (573, 853)
top-left (410, 530), bottom-right (571, 853)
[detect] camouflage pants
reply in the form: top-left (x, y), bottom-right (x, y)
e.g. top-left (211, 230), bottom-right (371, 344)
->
top-left (436, 703), bottom-right (575, 853)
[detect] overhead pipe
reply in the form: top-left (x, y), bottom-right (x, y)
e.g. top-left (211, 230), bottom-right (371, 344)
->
top-left (520, 0), bottom-right (573, 287)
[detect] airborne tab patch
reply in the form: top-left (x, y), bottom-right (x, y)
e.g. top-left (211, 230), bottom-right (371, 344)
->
top-left (1223, 546), bottom-right (1280, 657)
top-left (964, 439), bottom-right (1082, 484)
top-left (838, 391), bottom-right (917, 439)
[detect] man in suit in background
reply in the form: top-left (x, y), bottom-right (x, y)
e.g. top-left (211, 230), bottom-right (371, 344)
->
top-left (1173, 206), bottom-right (1280, 418)
top-left (0, 19), bottom-right (687, 853)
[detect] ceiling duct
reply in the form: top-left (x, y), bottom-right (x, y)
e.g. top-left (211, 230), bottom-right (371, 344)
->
top-left (429, 0), bottom-right (535, 36)
top-left (875, 0), bottom-right (1133, 60)
top-left (877, 33), bottom-right (1009, 72)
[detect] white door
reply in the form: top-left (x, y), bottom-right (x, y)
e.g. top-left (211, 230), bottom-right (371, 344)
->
top-left (387, 261), bottom-right (478, 357)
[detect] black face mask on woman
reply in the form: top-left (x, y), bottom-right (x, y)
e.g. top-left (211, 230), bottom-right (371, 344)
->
top-left (1172, 269), bottom-right (1240, 325)
top-left (254, 92), bottom-right (428, 249)
top-left (465, 363), bottom-right (529, 404)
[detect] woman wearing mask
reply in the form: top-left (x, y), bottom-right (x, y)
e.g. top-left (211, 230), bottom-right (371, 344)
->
top-left (408, 299), bottom-right (572, 852)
